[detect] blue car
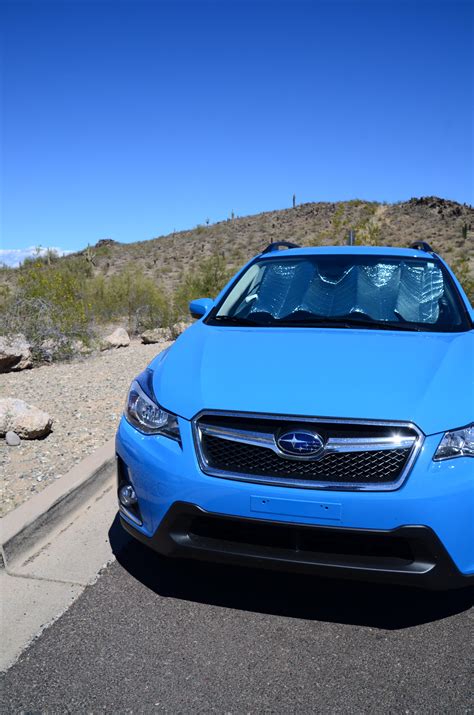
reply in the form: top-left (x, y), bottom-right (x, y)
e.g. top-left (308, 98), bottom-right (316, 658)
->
top-left (116, 241), bottom-right (473, 590)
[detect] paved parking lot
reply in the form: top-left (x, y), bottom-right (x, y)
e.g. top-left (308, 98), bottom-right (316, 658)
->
top-left (2, 515), bottom-right (473, 713)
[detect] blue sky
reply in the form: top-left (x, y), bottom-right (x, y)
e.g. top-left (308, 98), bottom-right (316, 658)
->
top-left (1, 0), bottom-right (472, 261)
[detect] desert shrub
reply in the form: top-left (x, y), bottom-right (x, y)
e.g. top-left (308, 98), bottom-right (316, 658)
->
top-left (17, 262), bottom-right (89, 335)
top-left (85, 266), bottom-right (171, 333)
top-left (0, 258), bottom-right (174, 361)
top-left (0, 296), bottom-right (93, 362)
top-left (331, 205), bottom-right (347, 235)
top-left (0, 262), bottom-right (91, 360)
top-left (0, 283), bottom-right (11, 311)
top-left (94, 245), bottom-right (112, 259)
top-left (450, 257), bottom-right (474, 303)
top-left (18, 252), bottom-right (94, 280)
top-left (1, 266), bottom-right (87, 361)
top-left (354, 220), bottom-right (381, 246)
top-left (21, 247), bottom-right (61, 268)
top-left (173, 254), bottom-right (232, 318)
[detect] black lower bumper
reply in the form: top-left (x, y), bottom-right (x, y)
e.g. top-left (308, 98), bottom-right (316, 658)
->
top-left (119, 502), bottom-right (473, 591)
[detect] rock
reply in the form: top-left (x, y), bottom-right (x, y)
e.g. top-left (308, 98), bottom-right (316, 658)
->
top-left (40, 338), bottom-right (62, 361)
top-left (0, 398), bottom-right (53, 439)
top-left (5, 431), bottom-right (21, 447)
top-left (170, 321), bottom-right (191, 339)
top-left (102, 328), bottom-right (130, 350)
top-left (140, 327), bottom-right (172, 344)
top-left (71, 339), bottom-right (92, 355)
top-left (95, 238), bottom-right (117, 248)
top-left (0, 334), bottom-right (33, 373)
top-left (140, 323), bottom-right (189, 343)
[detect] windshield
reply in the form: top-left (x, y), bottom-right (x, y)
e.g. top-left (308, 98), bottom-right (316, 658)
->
top-left (209, 254), bottom-right (470, 332)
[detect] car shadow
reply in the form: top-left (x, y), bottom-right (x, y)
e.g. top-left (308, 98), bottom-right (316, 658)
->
top-left (108, 513), bottom-right (473, 631)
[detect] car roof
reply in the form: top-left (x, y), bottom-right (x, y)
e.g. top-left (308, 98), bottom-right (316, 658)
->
top-left (258, 245), bottom-right (438, 259)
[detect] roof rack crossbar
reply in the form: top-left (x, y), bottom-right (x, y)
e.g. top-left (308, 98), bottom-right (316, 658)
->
top-left (262, 241), bottom-right (301, 254)
top-left (410, 241), bottom-right (435, 254)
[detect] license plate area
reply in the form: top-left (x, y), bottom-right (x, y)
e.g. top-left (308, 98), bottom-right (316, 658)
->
top-left (250, 495), bottom-right (342, 521)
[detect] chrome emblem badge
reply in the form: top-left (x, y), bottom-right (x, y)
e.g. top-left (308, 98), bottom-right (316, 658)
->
top-left (277, 430), bottom-right (324, 458)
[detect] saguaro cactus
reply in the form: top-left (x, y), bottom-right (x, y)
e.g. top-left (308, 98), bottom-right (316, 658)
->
top-left (84, 244), bottom-right (97, 266)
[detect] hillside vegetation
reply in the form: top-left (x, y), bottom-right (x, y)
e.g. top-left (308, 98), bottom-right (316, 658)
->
top-left (49, 196), bottom-right (474, 291)
top-left (1, 197), bottom-right (472, 362)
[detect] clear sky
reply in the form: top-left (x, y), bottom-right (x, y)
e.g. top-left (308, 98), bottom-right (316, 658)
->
top-left (1, 0), bottom-right (472, 259)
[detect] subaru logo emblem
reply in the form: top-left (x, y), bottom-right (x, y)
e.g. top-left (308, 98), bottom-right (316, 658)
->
top-left (277, 430), bottom-right (324, 458)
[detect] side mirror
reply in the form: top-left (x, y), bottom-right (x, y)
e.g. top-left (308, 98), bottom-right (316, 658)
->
top-left (189, 297), bottom-right (214, 319)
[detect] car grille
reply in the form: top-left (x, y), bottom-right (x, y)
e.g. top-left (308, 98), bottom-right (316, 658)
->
top-left (193, 413), bottom-right (422, 491)
top-left (203, 434), bottom-right (412, 483)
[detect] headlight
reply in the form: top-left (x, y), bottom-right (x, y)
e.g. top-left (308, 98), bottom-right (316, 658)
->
top-left (433, 424), bottom-right (474, 461)
top-left (124, 370), bottom-right (180, 441)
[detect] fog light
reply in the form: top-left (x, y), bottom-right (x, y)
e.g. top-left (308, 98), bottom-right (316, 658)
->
top-left (119, 484), bottom-right (137, 507)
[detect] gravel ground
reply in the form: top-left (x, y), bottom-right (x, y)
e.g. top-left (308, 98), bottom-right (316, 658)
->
top-left (0, 340), bottom-right (171, 516)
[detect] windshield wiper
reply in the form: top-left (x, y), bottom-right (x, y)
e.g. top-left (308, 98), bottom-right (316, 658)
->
top-left (214, 314), bottom-right (423, 331)
top-left (344, 317), bottom-right (423, 331)
top-left (276, 317), bottom-right (352, 329)
top-left (330, 316), bottom-right (422, 331)
top-left (213, 315), bottom-right (265, 327)
top-left (278, 315), bottom-right (423, 331)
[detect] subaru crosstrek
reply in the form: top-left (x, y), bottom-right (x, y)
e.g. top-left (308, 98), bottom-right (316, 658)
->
top-left (116, 242), bottom-right (474, 589)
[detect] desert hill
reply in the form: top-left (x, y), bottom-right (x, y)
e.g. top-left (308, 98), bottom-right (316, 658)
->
top-left (72, 196), bottom-right (474, 295)
top-left (0, 196), bottom-right (472, 365)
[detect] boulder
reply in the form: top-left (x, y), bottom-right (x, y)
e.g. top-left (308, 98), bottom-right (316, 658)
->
top-left (171, 321), bottom-right (191, 339)
top-left (95, 238), bottom-right (117, 248)
top-left (6, 431), bottom-right (21, 447)
top-left (0, 398), bottom-right (53, 439)
top-left (40, 337), bottom-right (92, 361)
top-left (0, 334), bottom-right (33, 373)
top-left (140, 327), bottom-right (172, 344)
top-left (101, 328), bottom-right (130, 350)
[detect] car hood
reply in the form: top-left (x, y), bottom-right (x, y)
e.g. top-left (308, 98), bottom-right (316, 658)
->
top-left (150, 322), bottom-right (473, 435)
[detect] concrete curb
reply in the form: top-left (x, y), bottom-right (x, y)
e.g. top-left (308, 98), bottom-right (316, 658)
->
top-left (0, 437), bottom-right (116, 569)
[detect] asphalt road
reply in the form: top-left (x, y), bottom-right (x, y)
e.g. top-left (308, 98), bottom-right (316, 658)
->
top-left (2, 515), bottom-right (473, 714)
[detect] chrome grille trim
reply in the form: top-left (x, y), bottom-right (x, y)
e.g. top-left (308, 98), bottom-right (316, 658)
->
top-left (199, 423), bottom-right (417, 458)
top-left (192, 411), bottom-right (424, 492)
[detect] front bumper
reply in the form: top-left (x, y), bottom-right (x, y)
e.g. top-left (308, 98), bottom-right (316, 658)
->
top-left (116, 416), bottom-right (474, 590)
top-left (119, 502), bottom-right (473, 590)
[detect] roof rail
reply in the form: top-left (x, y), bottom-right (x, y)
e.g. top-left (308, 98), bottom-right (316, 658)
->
top-left (262, 241), bottom-right (301, 254)
top-left (410, 241), bottom-right (435, 254)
